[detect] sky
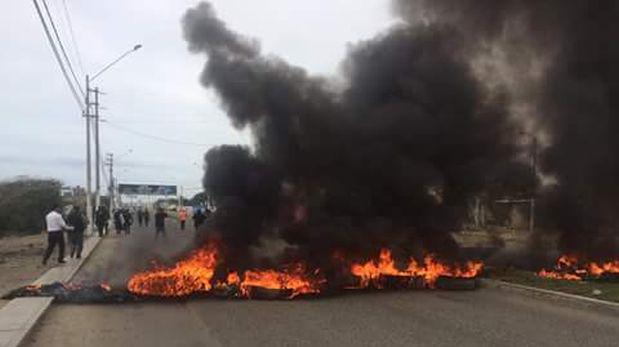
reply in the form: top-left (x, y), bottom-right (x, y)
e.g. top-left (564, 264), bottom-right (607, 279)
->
top-left (1, 0), bottom-right (394, 197)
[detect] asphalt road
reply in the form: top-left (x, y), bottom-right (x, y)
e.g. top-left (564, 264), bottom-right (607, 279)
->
top-left (23, 222), bottom-right (619, 347)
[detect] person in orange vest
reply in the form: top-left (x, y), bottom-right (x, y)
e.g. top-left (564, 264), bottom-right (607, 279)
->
top-left (178, 207), bottom-right (188, 231)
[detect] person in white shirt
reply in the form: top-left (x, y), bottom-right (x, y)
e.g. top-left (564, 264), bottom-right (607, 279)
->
top-left (42, 205), bottom-right (74, 265)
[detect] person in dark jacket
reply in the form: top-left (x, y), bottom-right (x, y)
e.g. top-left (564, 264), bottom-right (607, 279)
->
top-left (137, 208), bottom-right (144, 227)
top-left (67, 206), bottom-right (87, 258)
top-left (192, 208), bottom-right (206, 231)
top-left (113, 209), bottom-right (124, 234)
top-left (95, 205), bottom-right (109, 237)
top-left (154, 208), bottom-right (168, 239)
top-left (122, 209), bottom-right (133, 234)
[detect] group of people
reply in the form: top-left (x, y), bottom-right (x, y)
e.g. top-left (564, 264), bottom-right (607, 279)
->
top-left (42, 204), bottom-right (213, 264)
top-left (152, 206), bottom-right (211, 238)
top-left (93, 205), bottom-right (140, 236)
top-left (136, 208), bottom-right (151, 227)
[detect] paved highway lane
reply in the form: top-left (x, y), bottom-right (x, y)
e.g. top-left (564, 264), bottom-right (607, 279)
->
top-left (23, 223), bottom-right (619, 347)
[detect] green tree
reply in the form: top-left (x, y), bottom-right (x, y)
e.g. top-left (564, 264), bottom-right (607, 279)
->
top-left (188, 191), bottom-right (208, 206)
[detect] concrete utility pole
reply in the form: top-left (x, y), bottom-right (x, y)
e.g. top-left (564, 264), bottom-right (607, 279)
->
top-left (94, 87), bottom-right (101, 211)
top-left (105, 153), bottom-right (114, 214)
top-left (86, 43), bottom-right (141, 224)
top-left (80, 44), bottom-right (142, 233)
top-left (85, 75), bottom-right (93, 234)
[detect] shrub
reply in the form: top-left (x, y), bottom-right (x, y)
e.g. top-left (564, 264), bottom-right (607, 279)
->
top-left (0, 177), bottom-right (62, 235)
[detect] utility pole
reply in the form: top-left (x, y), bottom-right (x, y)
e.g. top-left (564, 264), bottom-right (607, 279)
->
top-left (85, 74), bottom-right (93, 234)
top-left (105, 153), bottom-right (115, 215)
top-left (83, 44), bottom-right (141, 233)
top-left (94, 87), bottom-right (101, 211)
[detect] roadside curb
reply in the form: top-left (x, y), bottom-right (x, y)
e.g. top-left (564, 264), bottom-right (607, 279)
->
top-left (0, 234), bottom-right (102, 347)
top-left (481, 278), bottom-right (619, 311)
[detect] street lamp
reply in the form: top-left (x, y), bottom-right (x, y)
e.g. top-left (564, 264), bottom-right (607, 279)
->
top-left (91, 45), bottom-right (142, 82)
top-left (84, 44), bottom-right (142, 234)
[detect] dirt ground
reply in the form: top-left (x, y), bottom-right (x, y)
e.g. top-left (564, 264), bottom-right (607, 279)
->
top-left (0, 233), bottom-right (48, 308)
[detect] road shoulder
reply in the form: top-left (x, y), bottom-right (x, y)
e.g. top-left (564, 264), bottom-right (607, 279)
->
top-left (0, 235), bottom-right (101, 347)
top-left (482, 278), bottom-right (619, 313)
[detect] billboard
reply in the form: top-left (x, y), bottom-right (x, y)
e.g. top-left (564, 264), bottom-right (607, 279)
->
top-left (118, 184), bottom-right (177, 196)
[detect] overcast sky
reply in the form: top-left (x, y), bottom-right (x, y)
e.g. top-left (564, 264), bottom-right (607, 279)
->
top-left (1, 0), bottom-right (394, 197)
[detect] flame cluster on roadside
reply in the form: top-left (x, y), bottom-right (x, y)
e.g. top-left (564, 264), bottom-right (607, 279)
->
top-left (127, 243), bottom-right (219, 296)
top-left (239, 264), bottom-right (323, 298)
top-left (127, 243), bottom-right (483, 298)
top-left (350, 249), bottom-right (483, 288)
top-left (127, 242), bottom-right (322, 298)
top-left (537, 254), bottom-right (619, 281)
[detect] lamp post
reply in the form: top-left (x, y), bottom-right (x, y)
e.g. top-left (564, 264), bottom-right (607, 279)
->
top-left (84, 44), bottom-right (142, 233)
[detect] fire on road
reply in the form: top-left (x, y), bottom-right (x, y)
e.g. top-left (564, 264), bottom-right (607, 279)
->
top-left (21, 225), bottom-right (619, 347)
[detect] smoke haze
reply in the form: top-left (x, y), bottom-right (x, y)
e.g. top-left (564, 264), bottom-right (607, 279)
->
top-left (183, 2), bottom-right (529, 270)
top-left (396, 0), bottom-right (619, 258)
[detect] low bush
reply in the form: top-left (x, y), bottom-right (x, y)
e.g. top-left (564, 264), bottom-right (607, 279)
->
top-left (0, 177), bottom-right (61, 236)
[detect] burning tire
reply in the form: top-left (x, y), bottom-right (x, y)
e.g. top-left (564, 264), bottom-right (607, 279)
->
top-left (244, 286), bottom-right (294, 300)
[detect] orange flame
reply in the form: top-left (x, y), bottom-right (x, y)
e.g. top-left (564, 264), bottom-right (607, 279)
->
top-left (240, 264), bottom-right (322, 298)
top-left (587, 260), bottom-right (619, 276)
top-left (226, 271), bottom-right (241, 286)
top-left (408, 254), bottom-right (483, 287)
top-left (26, 284), bottom-right (42, 291)
top-left (127, 243), bottom-right (218, 297)
top-left (127, 242), bottom-right (323, 298)
top-left (538, 269), bottom-right (582, 281)
top-left (127, 243), bottom-right (482, 298)
top-left (350, 248), bottom-right (483, 288)
top-left (538, 254), bottom-right (619, 281)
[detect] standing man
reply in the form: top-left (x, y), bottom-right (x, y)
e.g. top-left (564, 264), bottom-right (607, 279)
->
top-left (95, 205), bottom-right (109, 237)
top-left (113, 209), bottom-right (124, 235)
top-left (154, 207), bottom-right (168, 239)
top-left (122, 209), bottom-right (133, 234)
top-left (43, 205), bottom-right (73, 265)
top-left (67, 206), bottom-right (87, 259)
top-left (143, 208), bottom-right (150, 227)
top-left (178, 207), bottom-right (188, 231)
top-left (192, 208), bottom-right (206, 231)
top-left (137, 208), bottom-right (144, 227)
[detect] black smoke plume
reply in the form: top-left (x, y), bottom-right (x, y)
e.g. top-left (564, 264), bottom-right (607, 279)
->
top-left (185, 2), bottom-right (526, 269)
top-left (395, 0), bottom-right (619, 258)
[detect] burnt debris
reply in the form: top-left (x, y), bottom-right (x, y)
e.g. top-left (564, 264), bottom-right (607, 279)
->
top-left (4, 277), bottom-right (480, 303)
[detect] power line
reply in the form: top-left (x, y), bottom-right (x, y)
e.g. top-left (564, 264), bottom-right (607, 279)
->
top-left (60, 0), bottom-right (85, 75)
top-left (40, 0), bottom-right (84, 96)
top-left (106, 120), bottom-right (214, 125)
top-left (103, 120), bottom-right (219, 147)
top-left (32, 0), bottom-right (84, 111)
